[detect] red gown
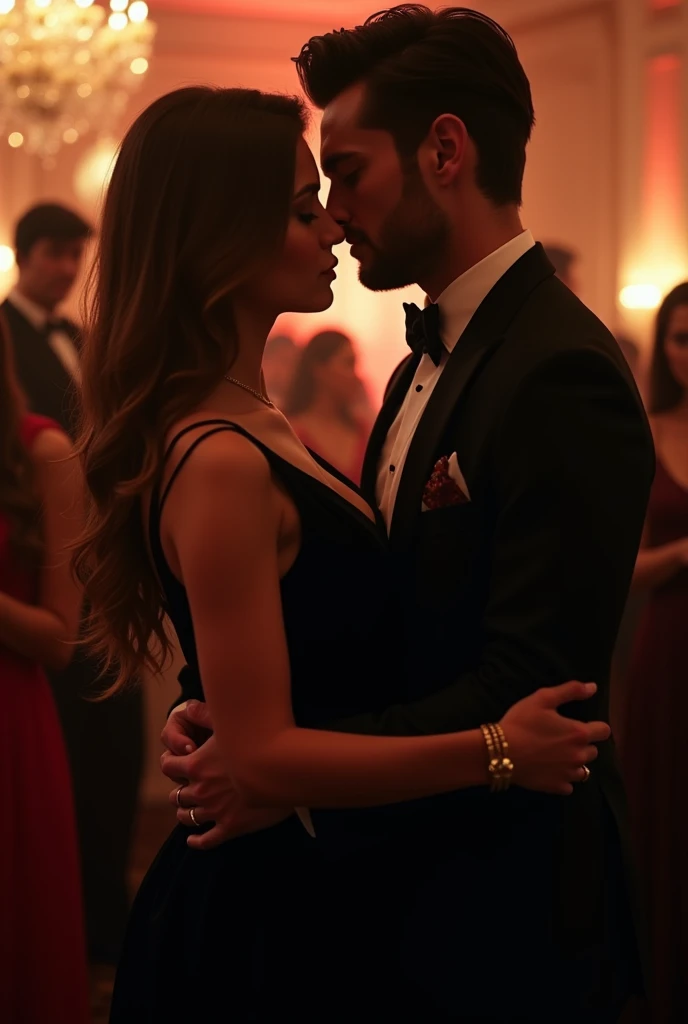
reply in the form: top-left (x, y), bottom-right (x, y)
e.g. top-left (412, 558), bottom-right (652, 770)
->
top-left (620, 455), bottom-right (688, 1023)
top-left (0, 414), bottom-right (90, 1024)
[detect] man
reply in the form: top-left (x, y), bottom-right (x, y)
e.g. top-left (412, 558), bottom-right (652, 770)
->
top-left (543, 242), bottom-right (581, 296)
top-left (2, 203), bottom-right (144, 966)
top-left (162, 8), bottom-right (653, 1020)
top-left (3, 203), bottom-right (89, 431)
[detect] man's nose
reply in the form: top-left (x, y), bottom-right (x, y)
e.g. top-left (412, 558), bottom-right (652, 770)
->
top-left (325, 189), bottom-right (350, 228)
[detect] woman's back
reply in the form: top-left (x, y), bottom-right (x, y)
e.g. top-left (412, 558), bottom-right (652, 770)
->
top-left (112, 418), bottom-right (404, 1019)
top-left (150, 418), bottom-right (397, 723)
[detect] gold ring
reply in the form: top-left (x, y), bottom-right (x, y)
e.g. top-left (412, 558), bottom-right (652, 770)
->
top-left (175, 785), bottom-right (185, 807)
top-left (189, 807), bottom-right (200, 827)
top-left (580, 765), bottom-right (591, 783)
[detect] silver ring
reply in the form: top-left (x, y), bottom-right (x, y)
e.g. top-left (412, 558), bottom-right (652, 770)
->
top-left (175, 785), bottom-right (185, 808)
top-left (580, 765), bottom-right (591, 783)
top-left (189, 807), bottom-right (200, 827)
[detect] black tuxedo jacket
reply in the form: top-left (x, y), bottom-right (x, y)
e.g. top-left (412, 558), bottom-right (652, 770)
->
top-left (317, 244), bottom-right (654, 1002)
top-left (2, 298), bottom-right (80, 439)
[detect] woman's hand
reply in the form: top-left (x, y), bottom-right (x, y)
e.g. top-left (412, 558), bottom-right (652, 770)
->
top-left (500, 681), bottom-right (610, 795)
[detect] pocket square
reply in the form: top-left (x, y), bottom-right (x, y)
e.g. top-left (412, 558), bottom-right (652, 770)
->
top-left (422, 453), bottom-right (471, 510)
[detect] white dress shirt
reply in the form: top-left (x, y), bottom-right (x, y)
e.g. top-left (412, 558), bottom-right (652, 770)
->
top-left (376, 230), bottom-right (535, 529)
top-left (8, 287), bottom-right (81, 384)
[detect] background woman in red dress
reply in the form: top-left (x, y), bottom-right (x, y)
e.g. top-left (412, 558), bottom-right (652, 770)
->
top-left (0, 314), bottom-right (89, 1023)
top-left (621, 281), bottom-right (688, 1024)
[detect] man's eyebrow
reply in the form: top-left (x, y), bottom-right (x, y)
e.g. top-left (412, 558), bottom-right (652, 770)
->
top-left (293, 182), bottom-right (320, 200)
top-left (321, 151), bottom-right (360, 175)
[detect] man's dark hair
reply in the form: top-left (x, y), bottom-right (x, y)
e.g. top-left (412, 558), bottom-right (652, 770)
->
top-left (294, 5), bottom-right (534, 206)
top-left (543, 244), bottom-right (577, 282)
top-left (14, 202), bottom-right (93, 257)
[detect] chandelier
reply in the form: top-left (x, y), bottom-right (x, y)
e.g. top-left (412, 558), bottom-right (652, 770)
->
top-left (0, 0), bottom-right (155, 163)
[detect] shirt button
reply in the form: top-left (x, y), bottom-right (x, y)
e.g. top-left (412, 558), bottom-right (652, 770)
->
top-left (415, 384), bottom-right (423, 392)
top-left (389, 465), bottom-right (396, 473)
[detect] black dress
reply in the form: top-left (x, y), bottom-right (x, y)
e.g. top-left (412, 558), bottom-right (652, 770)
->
top-left (110, 421), bottom-right (404, 1022)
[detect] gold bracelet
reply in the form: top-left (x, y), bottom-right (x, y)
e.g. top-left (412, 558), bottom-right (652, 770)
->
top-left (480, 722), bottom-right (514, 793)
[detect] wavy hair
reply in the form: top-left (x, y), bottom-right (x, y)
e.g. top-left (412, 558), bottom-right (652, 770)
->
top-left (73, 86), bottom-right (307, 692)
top-left (0, 313), bottom-right (42, 567)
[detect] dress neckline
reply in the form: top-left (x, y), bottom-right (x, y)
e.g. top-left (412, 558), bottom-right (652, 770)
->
top-left (162, 417), bottom-right (381, 537)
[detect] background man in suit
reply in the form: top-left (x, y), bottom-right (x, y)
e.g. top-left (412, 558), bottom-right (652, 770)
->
top-left (3, 203), bottom-right (89, 429)
top-left (161, 7), bottom-right (654, 1020)
top-left (2, 203), bottom-right (144, 966)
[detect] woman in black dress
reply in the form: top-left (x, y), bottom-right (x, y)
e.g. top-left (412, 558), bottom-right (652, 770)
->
top-left (74, 87), bottom-right (608, 1021)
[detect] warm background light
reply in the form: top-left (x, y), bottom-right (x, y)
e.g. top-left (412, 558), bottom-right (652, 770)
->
top-left (73, 136), bottom-right (119, 207)
top-left (619, 284), bottom-right (662, 310)
top-left (128, 1), bottom-right (148, 23)
top-left (0, 245), bottom-right (15, 273)
top-left (619, 51), bottom-right (688, 352)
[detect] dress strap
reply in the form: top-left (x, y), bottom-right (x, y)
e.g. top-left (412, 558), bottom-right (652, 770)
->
top-left (156, 418), bottom-right (283, 519)
top-left (157, 421), bottom-right (243, 520)
top-left (148, 419), bottom-right (286, 595)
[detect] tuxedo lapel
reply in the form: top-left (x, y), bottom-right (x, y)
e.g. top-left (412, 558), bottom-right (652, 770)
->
top-left (361, 352), bottom-right (420, 503)
top-left (2, 299), bottom-right (77, 436)
top-left (388, 243), bottom-right (556, 550)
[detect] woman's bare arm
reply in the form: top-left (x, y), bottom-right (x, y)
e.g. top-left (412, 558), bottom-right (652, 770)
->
top-left (0, 429), bottom-right (84, 670)
top-left (632, 523), bottom-right (688, 591)
top-left (167, 433), bottom-right (602, 809)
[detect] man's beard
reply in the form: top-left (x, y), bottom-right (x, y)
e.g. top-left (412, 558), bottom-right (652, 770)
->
top-left (357, 166), bottom-right (450, 292)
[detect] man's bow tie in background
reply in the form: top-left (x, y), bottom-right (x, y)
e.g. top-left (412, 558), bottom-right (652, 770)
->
top-left (45, 316), bottom-right (73, 336)
top-left (403, 301), bottom-right (445, 367)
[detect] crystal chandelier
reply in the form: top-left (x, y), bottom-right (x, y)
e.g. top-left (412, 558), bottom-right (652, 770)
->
top-left (0, 0), bottom-right (155, 163)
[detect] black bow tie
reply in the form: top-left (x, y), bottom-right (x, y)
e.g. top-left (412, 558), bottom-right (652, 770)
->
top-left (403, 301), bottom-right (445, 366)
top-left (45, 317), bottom-right (72, 335)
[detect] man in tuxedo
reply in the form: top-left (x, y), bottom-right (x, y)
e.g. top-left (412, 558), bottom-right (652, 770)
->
top-left (3, 203), bottom-right (145, 965)
top-left (161, 8), bottom-right (654, 1020)
top-left (3, 203), bottom-right (89, 431)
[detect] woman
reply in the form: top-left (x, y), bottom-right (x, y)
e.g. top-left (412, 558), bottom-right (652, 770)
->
top-left (0, 315), bottom-right (89, 1022)
top-left (621, 282), bottom-right (688, 1024)
top-left (285, 330), bottom-right (371, 483)
top-left (73, 87), bottom-right (606, 1020)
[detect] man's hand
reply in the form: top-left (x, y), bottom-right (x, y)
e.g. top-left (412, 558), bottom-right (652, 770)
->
top-left (160, 702), bottom-right (290, 850)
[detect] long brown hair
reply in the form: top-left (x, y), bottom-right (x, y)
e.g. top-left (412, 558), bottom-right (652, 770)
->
top-left (73, 86), bottom-right (307, 691)
top-left (649, 281), bottom-right (688, 414)
top-left (0, 314), bottom-right (42, 566)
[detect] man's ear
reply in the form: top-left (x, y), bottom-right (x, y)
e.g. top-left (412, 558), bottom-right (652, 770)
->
top-left (426, 114), bottom-right (468, 185)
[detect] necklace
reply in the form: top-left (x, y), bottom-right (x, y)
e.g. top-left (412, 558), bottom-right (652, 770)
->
top-left (223, 375), bottom-right (274, 408)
